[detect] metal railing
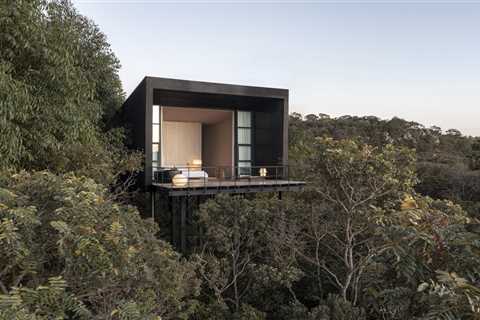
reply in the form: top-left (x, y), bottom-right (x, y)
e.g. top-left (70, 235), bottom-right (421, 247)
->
top-left (152, 165), bottom-right (300, 191)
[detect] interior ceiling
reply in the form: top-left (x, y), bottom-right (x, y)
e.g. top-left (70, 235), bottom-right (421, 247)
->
top-left (163, 106), bottom-right (232, 124)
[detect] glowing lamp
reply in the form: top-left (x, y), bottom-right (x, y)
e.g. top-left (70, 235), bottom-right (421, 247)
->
top-left (259, 168), bottom-right (267, 177)
top-left (191, 159), bottom-right (202, 168)
top-left (172, 173), bottom-right (188, 187)
top-left (188, 159), bottom-right (202, 170)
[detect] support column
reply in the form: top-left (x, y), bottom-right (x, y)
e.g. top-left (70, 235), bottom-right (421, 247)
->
top-left (151, 190), bottom-right (155, 220)
top-left (180, 196), bottom-right (187, 254)
top-left (171, 197), bottom-right (178, 248)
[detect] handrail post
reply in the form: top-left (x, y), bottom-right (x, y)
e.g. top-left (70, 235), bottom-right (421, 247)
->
top-left (250, 166), bottom-right (253, 193)
top-left (287, 164), bottom-right (290, 191)
top-left (203, 165), bottom-right (206, 193)
top-left (219, 166), bottom-right (222, 192)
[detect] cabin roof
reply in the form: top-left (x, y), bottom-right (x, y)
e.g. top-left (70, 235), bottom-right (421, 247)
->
top-left (143, 76), bottom-right (289, 99)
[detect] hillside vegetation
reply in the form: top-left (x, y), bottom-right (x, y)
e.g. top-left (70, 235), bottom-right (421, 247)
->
top-left (1, 1), bottom-right (480, 319)
top-left (289, 113), bottom-right (480, 217)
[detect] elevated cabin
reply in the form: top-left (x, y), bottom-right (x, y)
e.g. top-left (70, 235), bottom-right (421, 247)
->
top-left (122, 77), bottom-right (304, 251)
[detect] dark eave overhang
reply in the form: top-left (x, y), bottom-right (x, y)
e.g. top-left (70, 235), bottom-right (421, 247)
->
top-left (145, 76), bottom-right (288, 99)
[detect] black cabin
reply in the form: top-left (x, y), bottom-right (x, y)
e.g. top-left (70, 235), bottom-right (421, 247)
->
top-left (122, 77), bottom-right (304, 251)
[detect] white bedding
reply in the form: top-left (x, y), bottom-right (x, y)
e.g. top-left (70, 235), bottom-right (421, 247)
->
top-left (180, 170), bottom-right (208, 179)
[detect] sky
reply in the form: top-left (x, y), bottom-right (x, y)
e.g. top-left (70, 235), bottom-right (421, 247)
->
top-left (73, 0), bottom-right (480, 136)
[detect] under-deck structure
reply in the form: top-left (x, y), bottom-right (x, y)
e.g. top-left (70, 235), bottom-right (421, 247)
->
top-left (154, 178), bottom-right (304, 196)
top-left (121, 77), bottom-right (305, 251)
top-left (151, 167), bottom-right (304, 252)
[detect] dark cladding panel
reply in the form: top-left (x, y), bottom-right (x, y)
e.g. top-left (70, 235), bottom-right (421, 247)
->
top-left (122, 80), bottom-right (146, 150)
top-left (272, 103), bottom-right (284, 165)
top-left (153, 89), bottom-right (284, 113)
top-left (121, 79), bottom-right (147, 187)
top-left (253, 99), bottom-right (284, 167)
top-left (255, 128), bottom-right (271, 145)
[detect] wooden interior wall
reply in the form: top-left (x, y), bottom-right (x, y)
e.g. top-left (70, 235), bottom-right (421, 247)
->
top-left (162, 121), bottom-right (202, 166)
top-left (202, 113), bottom-right (233, 176)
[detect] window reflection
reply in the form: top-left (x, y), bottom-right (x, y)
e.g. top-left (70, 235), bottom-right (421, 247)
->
top-left (237, 111), bottom-right (252, 175)
top-left (152, 124), bottom-right (160, 143)
top-left (153, 105), bottom-right (160, 124)
top-left (238, 128), bottom-right (251, 144)
top-left (238, 162), bottom-right (251, 176)
top-left (152, 106), bottom-right (160, 176)
top-left (152, 143), bottom-right (159, 161)
top-left (237, 111), bottom-right (251, 127)
top-left (239, 146), bottom-right (251, 161)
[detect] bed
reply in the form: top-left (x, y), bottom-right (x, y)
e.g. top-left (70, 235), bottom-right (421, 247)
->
top-left (179, 169), bottom-right (209, 179)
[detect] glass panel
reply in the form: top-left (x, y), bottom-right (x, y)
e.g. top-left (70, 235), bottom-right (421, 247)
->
top-left (238, 146), bottom-right (251, 161)
top-left (237, 128), bottom-right (251, 144)
top-left (152, 144), bottom-right (159, 161)
top-left (152, 124), bottom-right (160, 143)
top-left (152, 161), bottom-right (159, 175)
top-left (152, 105), bottom-right (160, 124)
top-left (238, 162), bottom-right (251, 176)
top-left (237, 111), bottom-right (251, 127)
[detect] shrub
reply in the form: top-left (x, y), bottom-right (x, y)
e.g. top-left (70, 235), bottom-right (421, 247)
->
top-left (0, 170), bottom-right (199, 319)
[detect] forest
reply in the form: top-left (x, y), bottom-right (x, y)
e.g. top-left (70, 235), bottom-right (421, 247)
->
top-left (1, 1), bottom-right (480, 319)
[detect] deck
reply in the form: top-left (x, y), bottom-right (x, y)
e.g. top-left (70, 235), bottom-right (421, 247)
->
top-left (152, 178), bottom-right (305, 196)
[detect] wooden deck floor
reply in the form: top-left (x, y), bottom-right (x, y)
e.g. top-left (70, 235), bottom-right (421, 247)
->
top-left (152, 178), bottom-right (305, 196)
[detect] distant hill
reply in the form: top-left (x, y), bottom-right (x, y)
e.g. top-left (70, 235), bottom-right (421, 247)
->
top-left (289, 113), bottom-right (480, 216)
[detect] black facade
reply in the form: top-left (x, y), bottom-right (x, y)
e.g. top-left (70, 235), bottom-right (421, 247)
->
top-left (121, 77), bottom-right (303, 252)
top-left (121, 76), bottom-right (290, 189)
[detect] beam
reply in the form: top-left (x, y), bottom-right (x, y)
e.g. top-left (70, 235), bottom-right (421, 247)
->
top-left (154, 184), bottom-right (305, 197)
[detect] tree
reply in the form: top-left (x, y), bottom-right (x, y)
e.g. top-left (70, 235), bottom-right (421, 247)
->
top-left (0, 0), bottom-right (138, 184)
top-left (192, 195), bottom-right (302, 319)
top-left (366, 194), bottom-right (480, 319)
top-left (288, 112), bottom-right (480, 217)
top-left (288, 138), bottom-right (417, 305)
top-left (0, 277), bottom-right (91, 320)
top-left (287, 133), bottom-right (480, 318)
top-left (0, 171), bottom-right (199, 319)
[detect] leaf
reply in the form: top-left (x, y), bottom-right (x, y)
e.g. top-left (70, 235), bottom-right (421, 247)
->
top-left (50, 220), bottom-right (70, 234)
top-left (417, 282), bottom-right (429, 292)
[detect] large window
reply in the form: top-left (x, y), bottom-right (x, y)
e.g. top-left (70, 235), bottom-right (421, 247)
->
top-left (152, 105), bottom-right (160, 173)
top-left (237, 111), bottom-right (252, 176)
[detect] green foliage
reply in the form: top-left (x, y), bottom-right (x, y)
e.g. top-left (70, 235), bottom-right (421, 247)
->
top-left (416, 162), bottom-right (480, 218)
top-left (0, 0), bottom-right (139, 184)
top-left (418, 271), bottom-right (480, 319)
top-left (0, 171), bottom-right (199, 319)
top-left (289, 113), bottom-right (480, 217)
top-left (285, 126), bottom-right (480, 319)
top-left (3, 0), bottom-right (480, 317)
top-left (192, 194), bottom-right (302, 318)
top-left (0, 277), bottom-right (91, 320)
top-left (376, 196), bottom-right (474, 279)
top-left (306, 137), bottom-right (417, 196)
top-left (359, 194), bottom-right (480, 319)
top-left (190, 135), bottom-right (480, 319)
top-left (290, 138), bottom-right (417, 304)
top-left (289, 113), bottom-right (473, 166)
top-left (276, 296), bottom-right (366, 320)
